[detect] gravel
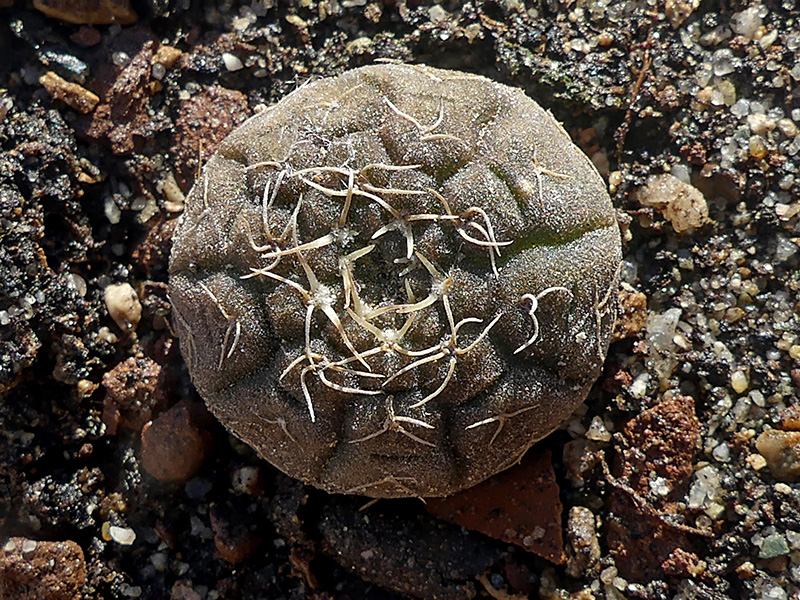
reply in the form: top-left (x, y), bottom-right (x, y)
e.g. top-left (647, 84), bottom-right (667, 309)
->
top-left (1, 0), bottom-right (798, 599)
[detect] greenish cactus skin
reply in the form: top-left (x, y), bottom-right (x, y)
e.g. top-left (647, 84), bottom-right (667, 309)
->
top-left (169, 63), bottom-right (621, 498)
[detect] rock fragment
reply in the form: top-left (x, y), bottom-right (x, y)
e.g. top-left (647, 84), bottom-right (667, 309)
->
top-left (39, 72), bottom-right (99, 114)
top-left (755, 429), bottom-right (800, 482)
top-left (426, 450), bottom-right (565, 563)
top-left (606, 395), bottom-right (703, 580)
top-left (565, 507), bottom-right (601, 578)
top-left (0, 538), bottom-right (86, 600)
top-left (104, 282), bottom-right (141, 331)
top-left (101, 356), bottom-right (166, 434)
top-left (140, 400), bottom-right (213, 483)
top-left (33, 0), bottom-right (137, 25)
top-left (634, 174), bottom-right (709, 233)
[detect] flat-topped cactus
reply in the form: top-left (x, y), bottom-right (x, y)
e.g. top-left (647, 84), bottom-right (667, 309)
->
top-left (169, 63), bottom-right (621, 498)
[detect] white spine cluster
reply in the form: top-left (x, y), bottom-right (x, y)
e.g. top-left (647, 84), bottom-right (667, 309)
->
top-left (204, 98), bottom-right (571, 445)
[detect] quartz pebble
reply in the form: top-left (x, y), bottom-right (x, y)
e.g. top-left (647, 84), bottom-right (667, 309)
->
top-left (104, 283), bottom-right (142, 332)
top-left (634, 174), bottom-right (708, 233)
top-left (730, 6), bottom-right (762, 39)
top-left (755, 429), bottom-right (800, 482)
top-left (731, 370), bottom-right (749, 394)
top-left (585, 415), bottom-right (612, 442)
top-left (687, 465), bottom-right (721, 512)
top-left (109, 525), bottom-right (136, 545)
top-left (221, 52), bottom-right (243, 72)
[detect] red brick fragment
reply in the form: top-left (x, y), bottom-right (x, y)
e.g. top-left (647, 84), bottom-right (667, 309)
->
top-left (426, 449), bottom-right (565, 564)
top-left (606, 395), bottom-right (703, 580)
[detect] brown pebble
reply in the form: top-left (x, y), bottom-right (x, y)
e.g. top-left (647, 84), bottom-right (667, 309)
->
top-left (77, 443), bottom-right (93, 459)
top-left (33, 0), bottom-right (137, 25)
top-left (755, 429), bottom-right (800, 482)
top-left (209, 507), bottom-right (261, 564)
top-left (758, 555), bottom-right (789, 575)
top-left (776, 404), bottom-right (800, 432)
top-left (665, 0), bottom-right (699, 28)
top-left (69, 25), bottom-right (102, 47)
top-left (153, 45), bottom-right (183, 69)
top-left (39, 72), bottom-right (99, 114)
top-left (661, 547), bottom-right (706, 577)
top-left (0, 538), bottom-right (86, 600)
top-left (736, 560), bottom-right (756, 579)
top-left (140, 400), bottom-right (213, 483)
top-left (101, 356), bottom-right (166, 435)
top-left (612, 288), bottom-right (648, 341)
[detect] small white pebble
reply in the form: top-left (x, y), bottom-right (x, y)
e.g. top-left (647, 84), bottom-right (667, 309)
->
top-left (151, 63), bottom-right (166, 80)
top-left (428, 4), bottom-right (448, 22)
top-left (109, 525), bottom-right (136, 546)
top-left (730, 6), bottom-right (762, 39)
top-left (231, 466), bottom-right (261, 495)
top-left (704, 501), bottom-right (725, 520)
top-left (747, 113), bottom-right (775, 136)
top-left (629, 373), bottom-right (649, 399)
top-left (600, 566), bottom-right (617, 585)
top-left (747, 453), bottom-right (767, 471)
top-left (222, 52), bottom-right (243, 72)
top-left (712, 442), bottom-right (730, 462)
top-left (731, 370), bottom-right (749, 394)
top-left (104, 283), bottom-right (142, 331)
top-left (585, 415), bottom-right (612, 442)
top-left (786, 530), bottom-right (800, 550)
top-left (649, 476), bottom-right (671, 496)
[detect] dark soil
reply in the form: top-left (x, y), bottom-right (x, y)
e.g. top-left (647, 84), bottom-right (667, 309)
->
top-left (1, 1), bottom-right (799, 599)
